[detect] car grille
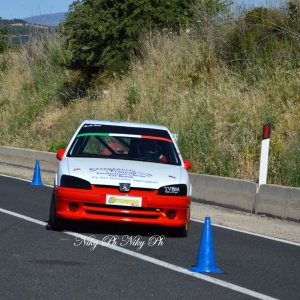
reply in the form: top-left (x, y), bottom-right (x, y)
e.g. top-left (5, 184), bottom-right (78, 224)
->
top-left (83, 203), bottom-right (161, 219)
top-left (93, 185), bottom-right (155, 192)
top-left (85, 211), bottom-right (159, 219)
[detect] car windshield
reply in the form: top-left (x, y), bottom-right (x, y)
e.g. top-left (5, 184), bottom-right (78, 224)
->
top-left (67, 124), bottom-right (181, 165)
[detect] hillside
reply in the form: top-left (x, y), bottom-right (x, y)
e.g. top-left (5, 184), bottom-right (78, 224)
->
top-left (0, 18), bottom-right (56, 45)
top-left (22, 12), bottom-right (67, 27)
top-left (0, 5), bottom-right (300, 187)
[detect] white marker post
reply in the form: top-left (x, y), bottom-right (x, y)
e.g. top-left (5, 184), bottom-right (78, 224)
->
top-left (258, 124), bottom-right (271, 186)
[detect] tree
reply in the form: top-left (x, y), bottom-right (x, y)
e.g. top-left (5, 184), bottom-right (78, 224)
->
top-left (0, 27), bottom-right (9, 53)
top-left (60, 0), bottom-right (227, 76)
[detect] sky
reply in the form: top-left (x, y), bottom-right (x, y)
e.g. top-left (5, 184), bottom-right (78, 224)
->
top-left (1, 0), bottom-right (74, 20)
top-left (0, 0), bottom-right (288, 20)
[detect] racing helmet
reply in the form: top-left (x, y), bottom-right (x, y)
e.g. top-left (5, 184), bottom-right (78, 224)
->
top-left (137, 141), bottom-right (159, 155)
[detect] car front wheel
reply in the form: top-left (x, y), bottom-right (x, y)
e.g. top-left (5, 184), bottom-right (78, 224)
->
top-left (169, 221), bottom-right (189, 237)
top-left (49, 191), bottom-right (65, 231)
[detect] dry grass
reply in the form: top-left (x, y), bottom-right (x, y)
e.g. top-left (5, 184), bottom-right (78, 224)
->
top-left (1, 24), bottom-right (300, 186)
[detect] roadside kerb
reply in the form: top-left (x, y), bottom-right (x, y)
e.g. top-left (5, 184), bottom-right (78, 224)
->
top-left (255, 184), bottom-right (300, 222)
top-left (0, 146), bottom-right (58, 172)
top-left (189, 173), bottom-right (257, 213)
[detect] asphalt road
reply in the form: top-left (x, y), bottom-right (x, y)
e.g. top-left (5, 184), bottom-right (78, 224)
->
top-left (0, 175), bottom-right (299, 300)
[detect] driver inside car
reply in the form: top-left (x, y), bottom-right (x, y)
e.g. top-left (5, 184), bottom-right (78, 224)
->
top-left (137, 141), bottom-right (167, 163)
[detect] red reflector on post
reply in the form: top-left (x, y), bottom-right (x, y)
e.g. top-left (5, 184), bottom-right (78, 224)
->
top-left (262, 124), bottom-right (271, 140)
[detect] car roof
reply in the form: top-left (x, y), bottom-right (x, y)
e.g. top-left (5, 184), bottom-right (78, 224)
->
top-left (81, 120), bottom-right (169, 131)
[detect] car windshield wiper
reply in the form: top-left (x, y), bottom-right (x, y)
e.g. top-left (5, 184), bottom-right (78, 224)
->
top-left (69, 154), bottom-right (106, 158)
top-left (70, 155), bottom-right (138, 160)
top-left (107, 156), bottom-right (133, 160)
top-left (132, 158), bottom-right (160, 163)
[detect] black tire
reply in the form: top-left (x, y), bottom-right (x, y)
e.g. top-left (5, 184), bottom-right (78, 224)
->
top-left (49, 191), bottom-right (65, 231)
top-left (169, 221), bottom-right (189, 237)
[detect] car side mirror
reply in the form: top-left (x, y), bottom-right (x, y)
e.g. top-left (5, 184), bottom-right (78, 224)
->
top-left (184, 159), bottom-right (192, 170)
top-left (56, 148), bottom-right (66, 161)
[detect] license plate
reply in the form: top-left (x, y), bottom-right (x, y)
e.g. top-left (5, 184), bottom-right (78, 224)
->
top-left (106, 195), bottom-right (142, 207)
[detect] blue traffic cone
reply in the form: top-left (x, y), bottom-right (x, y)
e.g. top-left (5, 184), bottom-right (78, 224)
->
top-left (189, 216), bottom-right (224, 273)
top-left (30, 159), bottom-right (44, 186)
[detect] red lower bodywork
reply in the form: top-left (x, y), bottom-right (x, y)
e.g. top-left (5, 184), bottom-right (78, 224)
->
top-left (54, 185), bottom-right (190, 227)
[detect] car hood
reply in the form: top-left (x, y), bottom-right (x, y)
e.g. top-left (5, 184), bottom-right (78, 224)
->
top-left (65, 157), bottom-right (183, 189)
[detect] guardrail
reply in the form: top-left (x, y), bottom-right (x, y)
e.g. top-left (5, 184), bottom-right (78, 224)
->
top-left (0, 146), bottom-right (58, 172)
top-left (190, 174), bottom-right (300, 222)
top-left (0, 146), bottom-right (299, 222)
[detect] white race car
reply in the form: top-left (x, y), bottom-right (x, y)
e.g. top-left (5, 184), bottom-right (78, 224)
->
top-left (49, 120), bottom-right (192, 236)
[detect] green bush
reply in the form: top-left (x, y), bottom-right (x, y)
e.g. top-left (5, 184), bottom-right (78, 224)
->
top-left (48, 140), bottom-right (68, 152)
top-left (0, 27), bottom-right (9, 53)
top-left (125, 86), bottom-right (140, 110)
top-left (223, 7), bottom-right (300, 73)
top-left (59, 0), bottom-right (226, 76)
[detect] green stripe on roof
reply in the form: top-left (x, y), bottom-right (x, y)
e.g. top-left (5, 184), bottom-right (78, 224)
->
top-left (77, 133), bottom-right (109, 137)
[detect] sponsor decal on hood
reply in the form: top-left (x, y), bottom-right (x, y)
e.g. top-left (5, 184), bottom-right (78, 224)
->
top-left (66, 158), bottom-right (183, 188)
top-left (90, 167), bottom-right (152, 178)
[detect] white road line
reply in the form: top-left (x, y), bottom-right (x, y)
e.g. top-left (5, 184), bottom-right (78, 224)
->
top-left (0, 174), bottom-right (32, 183)
top-left (0, 173), bottom-right (53, 188)
top-left (0, 207), bottom-right (278, 300)
top-left (0, 208), bottom-right (47, 226)
top-left (191, 218), bottom-right (300, 247)
top-left (65, 231), bottom-right (277, 300)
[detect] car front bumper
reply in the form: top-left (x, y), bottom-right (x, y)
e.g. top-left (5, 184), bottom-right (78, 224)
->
top-left (54, 186), bottom-right (191, 227)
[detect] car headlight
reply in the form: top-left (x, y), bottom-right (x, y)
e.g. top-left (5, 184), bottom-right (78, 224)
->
top-left (157, 184), bottom-right (187, 196)
top-left (60, 175), bottom-right (92, 189)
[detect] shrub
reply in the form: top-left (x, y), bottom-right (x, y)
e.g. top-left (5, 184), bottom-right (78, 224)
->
top-left (48, 140), bottom-right (68, 152)
top-left (223, 6), bottom-right (300, 73)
